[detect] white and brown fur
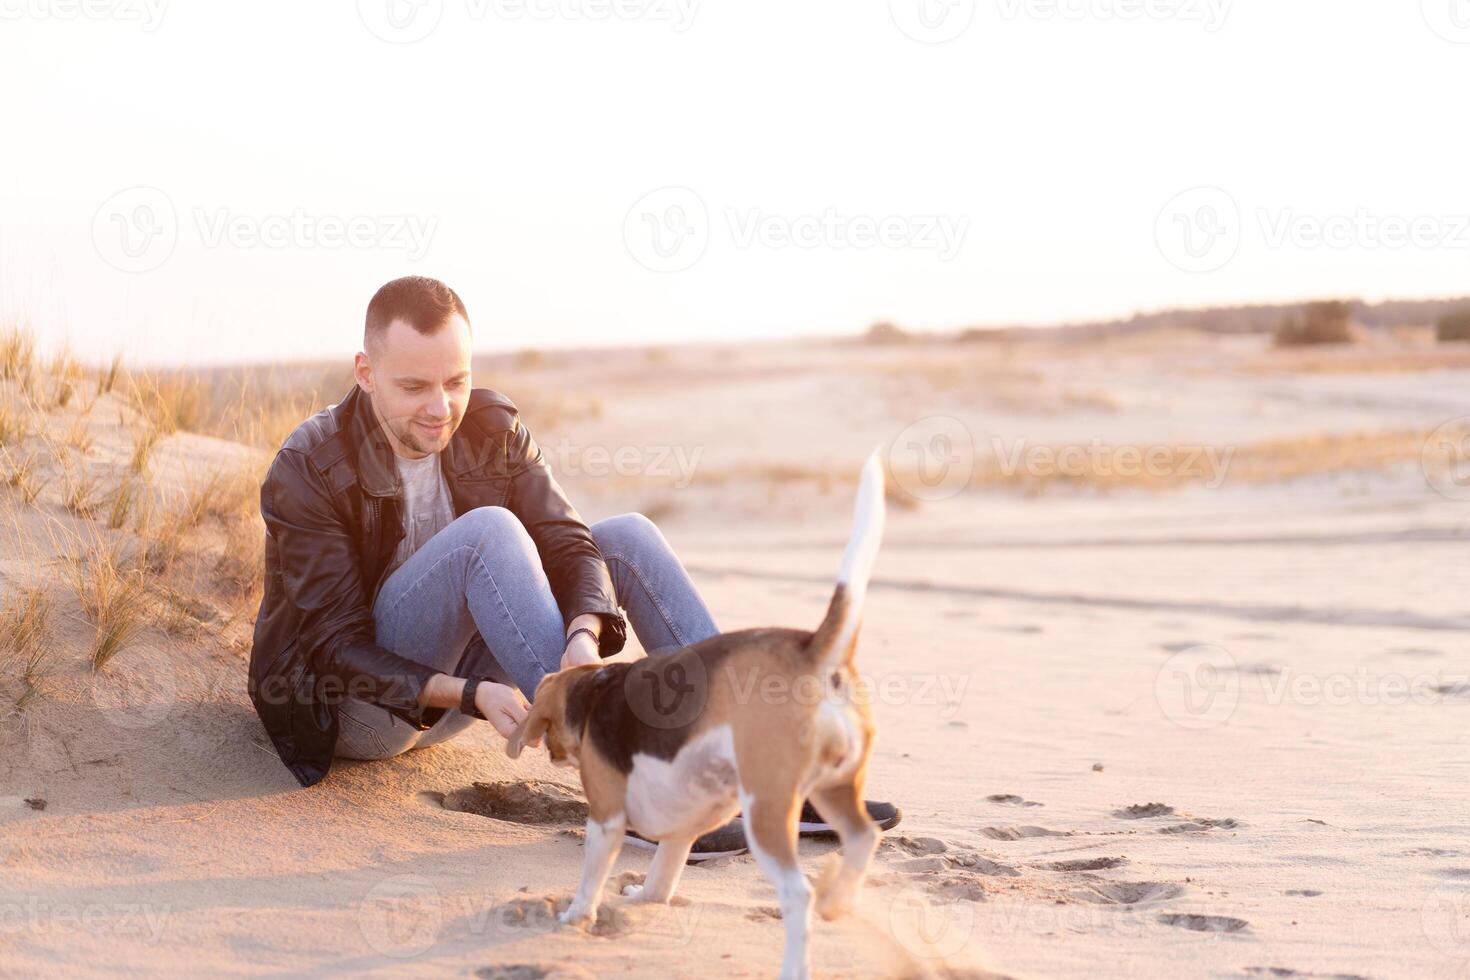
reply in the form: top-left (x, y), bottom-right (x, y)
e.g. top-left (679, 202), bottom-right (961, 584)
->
top-left (506, 447), bottom-right (888, 980)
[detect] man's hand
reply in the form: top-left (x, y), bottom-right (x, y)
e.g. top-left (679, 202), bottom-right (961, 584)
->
top-left (473, 681), bottom-right (530, 738)
top-left (560, 631), bottom-right (600, 671)
top-left (559, 614), bottom-right (603, 671)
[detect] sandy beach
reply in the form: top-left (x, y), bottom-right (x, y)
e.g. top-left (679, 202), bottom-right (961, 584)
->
top-left (3, 329), bottom-right (1469, 978)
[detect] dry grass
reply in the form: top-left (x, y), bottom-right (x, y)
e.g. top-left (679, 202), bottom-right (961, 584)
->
top-left (1, 325), bottom-right (39, 398)
top-left (0, 403), bottom-right (24, 446)
top-left (62, 415), bottom-right (93, 455)
top-left (64, 530), bottom-right (150, 668)
top-left (129, 418), bottom-right (161, 477)
top-left (62, 465), bottom-right (101, 517)
top-left (107, 477), bottom-right (145, 531)
top-left (1, 447), bottom-right (48, 505)
top-left (0, 584), bottom-right (56, 706)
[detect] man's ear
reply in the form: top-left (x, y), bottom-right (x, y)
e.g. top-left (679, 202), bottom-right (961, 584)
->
top-left (505, 705), bottom-right (550, 759)
top-left (354, 351), bottom-right (373, 393)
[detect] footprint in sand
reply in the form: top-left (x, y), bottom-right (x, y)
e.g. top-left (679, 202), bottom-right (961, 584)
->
top-left (1386, 646), bottom-right (1443, 659)
top-left (1113, 803), bottom-right (1174, 819)
top-left (987, 793), bottom-right (1044, 807)
top-left (476, 967), bottom-right (593, 980)
top-left (1156, 912), bottom-right (1249, 933)
top-left (1430, 682), bottom-right (1470, 699)
top-left (440, 781), bottom-right (589, 826)
top-left (1242, 969), bottom-right (1369, 980)
top-left (1158, 817), bottom-right (1241, 834)
top-left (1284, 889), bottom-right (1322, 897)
top-left (1068, 878), bottom-right (1184, 906)
top-left (1040, 856), bottom-right (1127, 872)
top-left (981, 826), bottom-right (1072, 840)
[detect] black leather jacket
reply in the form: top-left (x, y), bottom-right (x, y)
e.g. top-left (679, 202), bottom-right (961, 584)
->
top-left (248, 383), bottom-right (627, 787)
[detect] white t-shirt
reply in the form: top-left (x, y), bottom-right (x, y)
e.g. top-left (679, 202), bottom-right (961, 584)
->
top-left (385, 450), bottom-right (457, 578)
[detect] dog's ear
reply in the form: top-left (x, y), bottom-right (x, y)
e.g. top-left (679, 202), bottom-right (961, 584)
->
top-left (506, 705), bottom-right (550, 759)
top-left (506, 674), bottom-right (556, 758)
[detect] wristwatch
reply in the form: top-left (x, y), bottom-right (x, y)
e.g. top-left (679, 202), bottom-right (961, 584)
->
top-left (460, 676), bottom-right (488, 720)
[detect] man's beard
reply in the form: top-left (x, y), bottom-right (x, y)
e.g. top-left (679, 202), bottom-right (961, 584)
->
top-left (391, 415), bottom-right (454, 454)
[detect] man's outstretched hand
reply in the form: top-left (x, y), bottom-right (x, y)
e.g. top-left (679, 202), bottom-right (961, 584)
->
top-left (559, 616), bottom-right (602, 671)
top-left (474, 681), bottom-right (530, 738)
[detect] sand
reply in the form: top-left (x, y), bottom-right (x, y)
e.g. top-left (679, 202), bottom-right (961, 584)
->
top-left (3, 331), bottom-right (1468, 978)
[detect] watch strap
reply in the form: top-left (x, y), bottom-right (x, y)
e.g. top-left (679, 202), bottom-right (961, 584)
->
top-left (460, 676), bottom-right (487, 720)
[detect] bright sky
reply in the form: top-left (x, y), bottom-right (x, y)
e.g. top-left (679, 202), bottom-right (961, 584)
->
top-left (1, 1), bottom-right (1465, 367)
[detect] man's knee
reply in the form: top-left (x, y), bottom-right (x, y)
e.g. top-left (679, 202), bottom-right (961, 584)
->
top-left (459, 505), bottom-right (534, 551)
top-left (590, 511), bottom-right (663, 556)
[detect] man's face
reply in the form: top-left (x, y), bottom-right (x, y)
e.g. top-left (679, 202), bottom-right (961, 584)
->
top-left (355, 315), bottom-right (472, 458)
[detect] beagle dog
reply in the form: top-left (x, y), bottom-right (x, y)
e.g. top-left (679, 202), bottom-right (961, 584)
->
top-left (506, 447), bottom-right (888, 980)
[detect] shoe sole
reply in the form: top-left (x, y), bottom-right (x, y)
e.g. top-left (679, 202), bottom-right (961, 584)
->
top-left (623, 834), bottom-right (748, 862)
top-left (797, 809), bottom-right (903, 836)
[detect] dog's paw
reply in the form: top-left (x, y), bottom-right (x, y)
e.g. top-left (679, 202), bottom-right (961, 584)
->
top-left (621, 883), bottom-right (645, 900)
top-left (558, 903), bottom-right (595, 927)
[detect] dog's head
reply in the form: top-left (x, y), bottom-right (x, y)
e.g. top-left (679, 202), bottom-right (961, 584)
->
top-left (505, 663), bottom-right (604, 766)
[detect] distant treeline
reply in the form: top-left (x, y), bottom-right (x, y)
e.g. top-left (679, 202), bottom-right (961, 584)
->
top-left (935, 297), bottom-right (1470, 343)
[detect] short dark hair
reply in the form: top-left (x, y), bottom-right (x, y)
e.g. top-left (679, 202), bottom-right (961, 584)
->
top-left (364, 276), bottom-right (470, 353)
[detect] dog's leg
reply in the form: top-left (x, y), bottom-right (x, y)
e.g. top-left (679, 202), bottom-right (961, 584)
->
top-left (561, 812), bottom-right (626, 926)
top-left (741, 789), bottom-right (811, 980)
top-left (808, 782), bottom-right (879, 920)
top-left (622, 836), bottom-right (696, 903)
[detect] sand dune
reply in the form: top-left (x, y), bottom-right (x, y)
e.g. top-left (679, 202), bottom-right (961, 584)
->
top-left (4, 331), bottom-right (1469, 977)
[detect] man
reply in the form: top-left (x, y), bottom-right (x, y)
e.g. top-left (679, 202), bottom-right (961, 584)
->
top-left (248, 276), bottom-right (899, 858)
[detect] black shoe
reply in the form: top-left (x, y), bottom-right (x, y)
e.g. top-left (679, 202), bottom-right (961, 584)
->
top-left (798, 799), bottom-right (902, 837)
top-left (624, 819), bottom-right (750, 862)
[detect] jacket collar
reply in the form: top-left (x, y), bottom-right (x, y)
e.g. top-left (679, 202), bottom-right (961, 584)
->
top-left (342, 384), bottom-right (405, 498)
top-left (342, 383), bottom-right (502, 498)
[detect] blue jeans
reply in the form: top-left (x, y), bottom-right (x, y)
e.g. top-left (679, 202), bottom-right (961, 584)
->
top-left (334, 508), bottom-right (720, 759)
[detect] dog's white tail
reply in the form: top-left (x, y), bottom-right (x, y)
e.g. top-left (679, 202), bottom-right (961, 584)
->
top-left (808, 446), bottom-right (887, 669)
